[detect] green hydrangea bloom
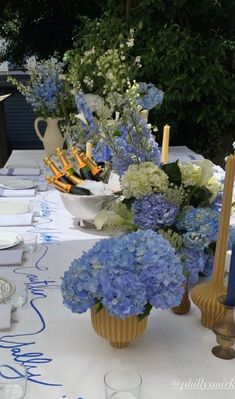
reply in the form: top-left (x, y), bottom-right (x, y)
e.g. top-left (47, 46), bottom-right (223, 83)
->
top-left (121, 162), bottom-right (169, 199)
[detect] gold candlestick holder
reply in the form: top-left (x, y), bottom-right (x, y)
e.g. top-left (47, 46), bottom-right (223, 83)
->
top-left (191, 155), bottom-right (235, 329)
top-left (212, 296), bottom-right (235, 360)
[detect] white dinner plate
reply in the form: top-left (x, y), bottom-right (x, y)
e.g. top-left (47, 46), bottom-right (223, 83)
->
top-left (0, 179), bottom-right (36, 190)
top-left (0, 275), bottom-right (15, 303)
top-left (0, 201), bottom-right (29, 215)
top-left (7, 163), bottom-right (39, 169)
top-left (0, 232), bottom-right (23, 250)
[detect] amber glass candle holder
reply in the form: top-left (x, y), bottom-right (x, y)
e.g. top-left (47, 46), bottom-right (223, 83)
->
top-left (212, 296), bottom-right (235, 360)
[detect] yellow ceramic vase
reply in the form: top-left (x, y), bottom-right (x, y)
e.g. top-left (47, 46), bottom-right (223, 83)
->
top-left (91, 306), bottom-right (148, 348)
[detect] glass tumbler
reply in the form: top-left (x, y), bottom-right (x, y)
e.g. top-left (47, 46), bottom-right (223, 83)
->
top-left (22, 232), bottom-right (37, 254)
top-left (104, 368), bottom-right (142, 399)
top-left (0, 362), bottom-right (27, 399)
top-left (5, 280), bottom-right (28, 322)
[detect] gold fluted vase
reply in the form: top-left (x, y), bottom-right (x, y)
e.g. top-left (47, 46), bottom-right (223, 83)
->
top-left (191, 156), bottom-right (235, 329)
top-left (91, 306), bottom-right (148, 348)
top-left (172, 283), bottom-right (191, 315)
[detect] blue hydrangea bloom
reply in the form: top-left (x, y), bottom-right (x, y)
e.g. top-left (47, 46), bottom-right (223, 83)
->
top-left (176, 206), bottom-right (219, 247)
top-left (137, 83), bottom-right (164, 110)
top-left (228, 225), bottom-right (235, 250)
top-left (180, 247), bottom-right (205, 284)
top-left (202, 254), bottom-right (214, 277)
top-left (210, 192), bottom-right (223, 212)
top-left (61, 229), bottom-right (185, 318)
top-left (132, 194), bottom-right (179, 229)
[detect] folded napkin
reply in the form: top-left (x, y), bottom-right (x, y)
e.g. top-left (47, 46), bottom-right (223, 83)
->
top-left (0, 303), bottom-right (12, 330)
top-left (0, 212), bottom-right (34, 226)
top-left (0, 168), bottom-right (40, 176)
top-left (0, 248), bottom-right (23, 266)
top-left (0, 188), bottom-right (36, 197)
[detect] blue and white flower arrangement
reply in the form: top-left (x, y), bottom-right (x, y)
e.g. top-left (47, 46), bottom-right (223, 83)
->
top-left (72, 82), bottom-right (162, 177)
top-left (95, 159), bottom-right (235, 285)
top-left (61, 229), bottom-right (185, 319)
top-left (9, 56), bottom-right (71, 118)
top-left (65, 35), bottom-right (164, 174)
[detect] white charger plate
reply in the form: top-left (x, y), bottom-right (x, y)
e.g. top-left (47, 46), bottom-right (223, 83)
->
top-left (0, 275), bottom-right (15, 303)
top-left (0, 232), bottom-right (23, 250)
top-left (0, 179), bottom-right (36, 190)
top-left (0, 201), bottom-right (29, 215)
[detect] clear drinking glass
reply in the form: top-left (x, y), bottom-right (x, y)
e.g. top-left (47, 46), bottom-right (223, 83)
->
top-left (22, 232), bottom-right (37, 254)
top-left (5, 280), bottom-right (28, 322)
top-left (104, 368), bottom-right (142, 399)
top-left (0, 362), bottom-right (27, 399)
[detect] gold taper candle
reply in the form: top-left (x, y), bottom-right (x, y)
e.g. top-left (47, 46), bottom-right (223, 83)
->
top-left (211, 155), bottom-right (235, 288)
top-left (86, 142), bottom-right (92, 158)
top-left (161, 124), bottom-right (170, 164)
top-left (191, 155), bottom-right (235, 328)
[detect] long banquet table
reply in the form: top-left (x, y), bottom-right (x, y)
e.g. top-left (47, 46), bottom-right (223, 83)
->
top-left (0, 148), bottom-right (235, 399)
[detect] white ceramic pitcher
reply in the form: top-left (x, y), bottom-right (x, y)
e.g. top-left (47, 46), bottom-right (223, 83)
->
top-left (34, 117), bottom-right (65, 156)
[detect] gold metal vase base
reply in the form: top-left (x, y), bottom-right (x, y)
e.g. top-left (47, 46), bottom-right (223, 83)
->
top-left (91, 306), bottom-right (148, 348)
top-left (191, 282), bottom-right (226, 329)
top-left (211, 296), bottom-right (235, 360)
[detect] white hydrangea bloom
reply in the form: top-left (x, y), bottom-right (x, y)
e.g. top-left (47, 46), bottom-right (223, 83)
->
top-left (179, 163), bottom-right (201, 187)
top-left (205, 177), bottom-right (221, 202)
top-left (121, 162), bottom-right (169, 199)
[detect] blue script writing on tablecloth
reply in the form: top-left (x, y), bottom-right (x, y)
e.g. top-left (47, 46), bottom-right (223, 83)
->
top-left (0, 252), bottom-right (62, 387)
top-left (0, 276), bottom-right (62, 386)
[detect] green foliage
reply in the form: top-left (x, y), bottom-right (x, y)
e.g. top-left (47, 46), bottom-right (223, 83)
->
top-left (162, 161), bottom-right (182, 187)
top-left (138, 302), bottom-right (152, 321)
top-left (0, 0), bottom-right (107, 64)
top-left (187, 185), bottom-right (213, 207)
top-left (73, 0), bottom-right (235, 159)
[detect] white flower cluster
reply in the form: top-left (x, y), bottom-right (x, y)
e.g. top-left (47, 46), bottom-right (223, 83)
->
top-left (121, 162), bottom-right (169, 199)
top-left (179, 160), bottom-right (221, 202)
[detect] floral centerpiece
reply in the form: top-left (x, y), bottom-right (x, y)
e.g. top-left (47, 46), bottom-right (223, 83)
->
top-left (64, 30), bottom-right (164, 166)
top-left (9, 56), bottom-right (72, 118)
top-left (61, 229), bottom-right (185, 346)
top-left (9, 56), bottom-right (75, 154)
top-left (95, 159), bottom-right (235, 285)
top-left (61, 229), bottom-right (186, 346)
top-left (60, 32), bottom-right (235, 345)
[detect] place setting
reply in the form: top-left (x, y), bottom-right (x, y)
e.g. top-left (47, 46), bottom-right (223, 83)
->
top-left (0, 229), bottom-right (38, 265)
top-left (0, 177), bottom-right (37, 197)
top-left (0, 165), bottom-right (41, 176)
top-left (0, 200), bottom-right (34, 226)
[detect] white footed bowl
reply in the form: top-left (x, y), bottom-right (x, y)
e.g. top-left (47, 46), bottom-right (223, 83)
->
top-left (60, 192), bottom-right (116, 222)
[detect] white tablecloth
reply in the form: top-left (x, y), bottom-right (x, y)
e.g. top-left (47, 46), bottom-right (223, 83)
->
top-left (0, 149), bottom-right (234, 399)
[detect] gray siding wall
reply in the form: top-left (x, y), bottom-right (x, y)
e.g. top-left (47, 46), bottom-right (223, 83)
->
top-left (4, 90), bottom-right (43, 150)
top-left (0, 72), bottom-right (44, 151)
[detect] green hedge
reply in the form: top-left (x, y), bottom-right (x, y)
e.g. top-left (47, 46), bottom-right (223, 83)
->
top-left (73, 0), bottom-right (235, 160)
